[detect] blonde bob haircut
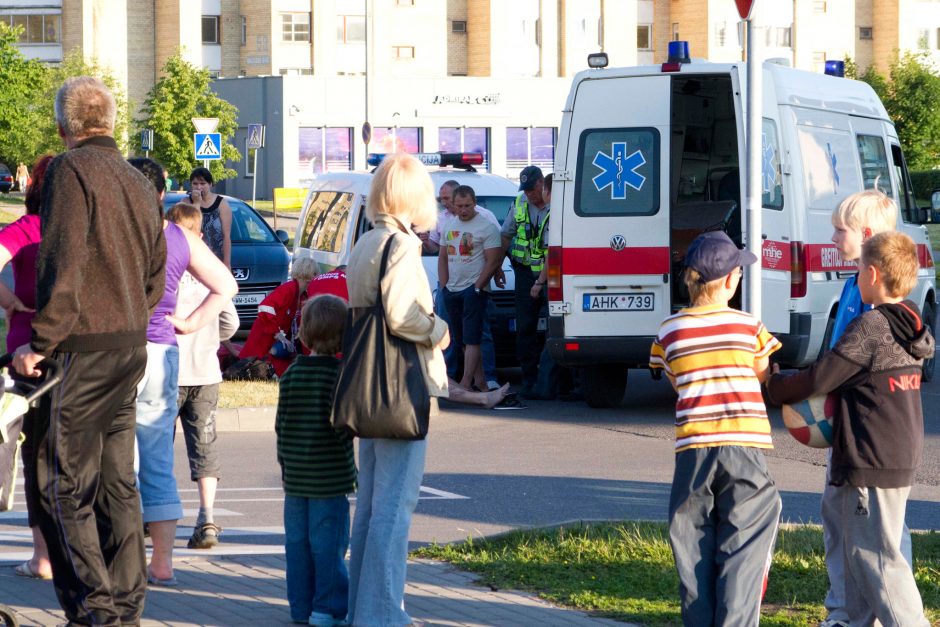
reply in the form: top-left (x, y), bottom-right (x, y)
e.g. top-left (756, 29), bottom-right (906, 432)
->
top-left (290, 256), bottom-right (318, 283)
top-left (366, 152), bottom-right (437, 232)
top-left (55, 76), bottom-right (117, 138)
top-left (861, 231), bottom-right (919, 298)
top-left (832, 189), bottom-right (897, 236)
top-left (166, 202), bottom-right (202, 235)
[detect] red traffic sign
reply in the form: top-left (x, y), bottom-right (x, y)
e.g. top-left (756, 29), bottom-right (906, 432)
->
top-left (734, 0), bottom-right (755, 19)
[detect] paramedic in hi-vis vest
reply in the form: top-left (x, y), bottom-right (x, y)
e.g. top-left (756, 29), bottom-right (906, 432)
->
top-left (500, 165), bottom-right (549, 397)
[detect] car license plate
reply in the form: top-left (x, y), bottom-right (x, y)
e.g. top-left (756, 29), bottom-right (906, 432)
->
top-left (233, 293), bottom-right (265, 306)
top-left (582, 293), bottom-right (654, 312)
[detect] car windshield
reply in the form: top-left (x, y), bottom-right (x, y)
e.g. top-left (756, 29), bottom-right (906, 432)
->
top-left (163, 196), bottom-right (277, 244)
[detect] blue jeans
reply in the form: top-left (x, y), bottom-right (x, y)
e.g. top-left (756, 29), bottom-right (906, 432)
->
top-left (135, 342), bottom-right (183, 523)
top-left (436, 286), bottom-right (497, 383)
top-left (284, 494), bottom-right (350, 624)
top-left (348, 438), bottom-right (427, 626)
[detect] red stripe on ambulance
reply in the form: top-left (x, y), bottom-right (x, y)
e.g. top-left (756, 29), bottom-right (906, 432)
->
top-left (561, 247), bottom-right (670, 275)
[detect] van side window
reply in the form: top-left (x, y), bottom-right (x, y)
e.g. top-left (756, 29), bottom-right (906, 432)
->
top-left (575, 128), bottom-right (660, 217)
top-left (856, 135), bottom-right (893, 196)
top-left (890, 144), bottom-right (918, 223)
top-left (761, 119), bottom-right (784, 210)
top-left (298, 191), bottom-right (353, 253)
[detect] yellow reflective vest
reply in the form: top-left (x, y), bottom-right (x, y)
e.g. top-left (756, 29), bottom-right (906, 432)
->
top-left (508, 194), bottom-right (549, 272)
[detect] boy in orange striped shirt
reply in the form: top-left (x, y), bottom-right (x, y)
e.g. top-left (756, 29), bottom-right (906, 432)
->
top-left (650, 231), bottom-right (782, 626)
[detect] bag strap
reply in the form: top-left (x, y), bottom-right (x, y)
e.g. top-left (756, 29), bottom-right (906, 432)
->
top-left (375, 233), bottom-right (396, 309)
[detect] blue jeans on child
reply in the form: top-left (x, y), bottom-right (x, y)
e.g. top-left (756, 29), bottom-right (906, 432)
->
top-left (284, 494), bottom-right (350, 624)
top-left (347, 437), bottom-right (427, 626)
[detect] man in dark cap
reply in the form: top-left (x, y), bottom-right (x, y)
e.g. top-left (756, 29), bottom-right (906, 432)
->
top-left (500, 165), bottom-right (549, 396)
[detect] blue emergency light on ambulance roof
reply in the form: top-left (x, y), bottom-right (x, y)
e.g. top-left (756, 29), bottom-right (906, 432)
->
top-left (367, 152), bottom-right (484, 168)
top-left (662, 41), bottom-right (691, 72)
top-left (824, 60), bottom-right (845, 77)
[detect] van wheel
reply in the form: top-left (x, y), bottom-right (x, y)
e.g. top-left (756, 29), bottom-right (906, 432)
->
top-left (581, 365), bottom-right (628, 408)
top-left (0, 605), bottom-right (19, 627)
top-left (923, 302), bottom-right (936, 383)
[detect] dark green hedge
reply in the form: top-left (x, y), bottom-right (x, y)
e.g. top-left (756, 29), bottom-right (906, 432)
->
top-left (910, 170), bottom-right (940, 201)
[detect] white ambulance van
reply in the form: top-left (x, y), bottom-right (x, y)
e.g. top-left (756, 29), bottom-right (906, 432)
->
top-left (547, 47), bottom-right (936, 407)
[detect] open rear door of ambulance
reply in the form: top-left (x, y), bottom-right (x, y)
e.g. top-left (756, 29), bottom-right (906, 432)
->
top-left (552, 73), bottom-right (671, 406)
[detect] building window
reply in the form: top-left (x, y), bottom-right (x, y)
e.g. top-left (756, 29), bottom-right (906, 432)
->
top-left (439, 127), bottom-right (490, 171)
top-left (246, 141), bottom-right (256, 177)
top-left (279, 68), bottom-right (313, 75)
top-left (919, 29), bottom-right (930, 50)
top-left (715, 22), bottom-right (727, 47)
top-left (241, 16), bottom-right (247, 46)
top-left (506, 127), bottom-right (556, 177)
top-left (202, 15), bottom-right (220, 44)
top-left (813, 1), bottom-right (827, 13)
top-left (394, 45), bottom-right (414, 59)
top-left (396, 0), bottom-right (415, 5)
top-left (637, 24), bottom-right (652, 50)
top-left (372, 127), bottom-right (421, 153)
top-left (298, 127), bottom-right (353, 179)
top-left (452, 20), bottom-right (467, 34)
top-left (282, 13), bottom-right (310, 42)
top-left (0, 13), bottom-right (61, 44)
top-left (774, 27), bottom-right (791, 47)
top-left (337, 14), bottom-right (365, 43)
top-left (859, 26), bottom-right (873, 40)
top-left (672, 22), bottom-right (680, 41)
top-left (813, 51), bottom-right (826, 73)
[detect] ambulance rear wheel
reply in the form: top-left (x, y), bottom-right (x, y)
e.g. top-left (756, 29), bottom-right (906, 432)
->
top-left (0, 605), bottom-right (19, 627)
top-left (581, 365), bottom-right (628, 408)
top-left (922, 302), bottom-right (936, 383)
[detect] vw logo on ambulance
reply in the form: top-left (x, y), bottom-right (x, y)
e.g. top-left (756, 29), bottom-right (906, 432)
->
top-left (609, 235), bottom-right (627, 251)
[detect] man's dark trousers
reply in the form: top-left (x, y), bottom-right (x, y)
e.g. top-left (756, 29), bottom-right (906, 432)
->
top-left (29, 348), bottom-right (148, 626)
top-left (513, 263), bottom-right (545, 389)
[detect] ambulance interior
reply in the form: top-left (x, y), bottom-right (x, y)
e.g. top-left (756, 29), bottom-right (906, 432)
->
top-left (669, 75), bottom-right (742, 310)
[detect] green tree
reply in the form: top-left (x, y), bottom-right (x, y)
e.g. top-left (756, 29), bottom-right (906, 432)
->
top-left (134, 51), bottom-right (240, 183)
top-left (846, 52), bottom-right (940, 170)
top-left (0, 23), bottom-right (50, 168)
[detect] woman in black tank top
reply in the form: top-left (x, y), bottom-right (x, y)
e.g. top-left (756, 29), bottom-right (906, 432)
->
top-left (189, 167), bottom-right (232, 268)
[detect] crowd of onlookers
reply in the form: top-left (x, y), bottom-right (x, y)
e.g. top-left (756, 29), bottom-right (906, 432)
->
top-left (1, 75), bottom-right (934, 627)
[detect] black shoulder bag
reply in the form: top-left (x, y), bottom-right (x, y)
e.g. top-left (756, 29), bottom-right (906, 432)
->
top-left (331, 235), bottom-right (431, 440)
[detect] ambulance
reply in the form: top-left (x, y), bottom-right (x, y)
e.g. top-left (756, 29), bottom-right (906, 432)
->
top-left (546, 43), bottom-right (936, 407)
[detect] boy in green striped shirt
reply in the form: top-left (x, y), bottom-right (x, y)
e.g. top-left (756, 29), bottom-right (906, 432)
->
top-left (275, 294), bottom-right (357, 626)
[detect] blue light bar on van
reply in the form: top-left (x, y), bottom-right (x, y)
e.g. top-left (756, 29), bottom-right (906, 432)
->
top-left (662, 40), bottom-right (691, 72)
top-left (366, 152), bottom-right (484, 168)
top-left (824, 60), bottom-right (845, 77)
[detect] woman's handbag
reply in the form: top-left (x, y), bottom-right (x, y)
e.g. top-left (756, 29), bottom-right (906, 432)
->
top-left (331, 235), bottom-right (431, 440)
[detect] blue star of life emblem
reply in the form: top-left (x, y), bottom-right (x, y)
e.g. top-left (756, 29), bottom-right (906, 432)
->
top-left (592, 143), bottom-right (646, 199)
top-left (761, 132), bottom-right (777, 193)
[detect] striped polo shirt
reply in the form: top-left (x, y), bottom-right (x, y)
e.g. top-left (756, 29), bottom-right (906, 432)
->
top-left (275, 355), bottom-right (357, 498)
top-left (649, 304), bottom-right (781, 453)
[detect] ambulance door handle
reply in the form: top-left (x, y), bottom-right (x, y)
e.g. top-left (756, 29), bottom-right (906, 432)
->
top-left (762, 234), bottom-right (768, 239)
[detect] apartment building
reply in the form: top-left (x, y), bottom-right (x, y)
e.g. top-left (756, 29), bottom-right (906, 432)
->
top-left (4, 0), bottom-right (940, 196)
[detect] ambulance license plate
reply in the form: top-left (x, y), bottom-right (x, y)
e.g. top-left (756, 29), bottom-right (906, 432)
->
top-left (582, 293), bottom-right (654, 312)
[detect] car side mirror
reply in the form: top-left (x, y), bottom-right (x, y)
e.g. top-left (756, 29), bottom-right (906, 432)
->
top-left (276, 229), bottom-right (289, 244)
top-left (931, 190), bottom-right (940, 214)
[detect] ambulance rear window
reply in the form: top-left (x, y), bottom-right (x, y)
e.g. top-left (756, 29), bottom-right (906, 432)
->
top-left (575, 128), bottom-right (660, 217)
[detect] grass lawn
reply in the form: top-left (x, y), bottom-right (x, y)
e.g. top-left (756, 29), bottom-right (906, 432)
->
top-left (218, 378), bottom-right (278, 409)
top-left (415, 521), bottom-right (940, 626)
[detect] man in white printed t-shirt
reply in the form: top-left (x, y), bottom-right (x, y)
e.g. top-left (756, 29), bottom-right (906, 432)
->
top-left (438, 185), bottom-right (503, 392)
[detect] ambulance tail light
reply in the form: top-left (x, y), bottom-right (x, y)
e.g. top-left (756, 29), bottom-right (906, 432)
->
top-left (547, 246), bottom-right (563, 302)
top-left (790, 241), bottom-right (807, 298)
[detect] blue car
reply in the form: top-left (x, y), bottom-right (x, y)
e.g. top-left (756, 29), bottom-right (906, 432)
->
top-left (163, 193), bottom-right (290, 331)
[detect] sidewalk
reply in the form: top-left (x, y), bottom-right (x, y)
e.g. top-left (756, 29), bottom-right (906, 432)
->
top-left (0, 554), bottom-right (628, 626)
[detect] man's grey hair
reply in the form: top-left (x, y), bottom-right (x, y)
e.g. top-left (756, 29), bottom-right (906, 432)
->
top-left (54, 76), bottom-right (116, 138)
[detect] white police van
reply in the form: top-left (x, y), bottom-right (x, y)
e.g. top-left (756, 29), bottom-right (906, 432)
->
top-left (292, 153), bottom-right (522, 365)
top-left (547, 43), bottom-right (936, 407)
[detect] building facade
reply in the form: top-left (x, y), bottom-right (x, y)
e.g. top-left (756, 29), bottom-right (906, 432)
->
top-left (3, 0), bottom-right (940, 196)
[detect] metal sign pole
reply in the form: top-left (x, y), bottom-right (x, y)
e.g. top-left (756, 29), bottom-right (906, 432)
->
top-left (745, 15), bottom-right (762, 318)
top-left (252, 149), bottom-right (259, 208)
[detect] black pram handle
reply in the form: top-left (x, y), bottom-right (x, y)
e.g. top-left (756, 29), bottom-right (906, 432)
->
top-left (0, 353), bottom-right (63, 404)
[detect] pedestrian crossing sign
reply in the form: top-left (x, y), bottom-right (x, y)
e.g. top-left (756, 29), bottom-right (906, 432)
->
top-left (247, 124), bottom-right (264, 150)
top-left (194, 132), bottom-right (222, 161)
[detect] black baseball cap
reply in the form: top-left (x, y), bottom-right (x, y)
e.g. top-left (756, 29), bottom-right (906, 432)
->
top-left (685, 231), bottom-right (757, 283)
top-left (518, 165), bottom-right (543, 191)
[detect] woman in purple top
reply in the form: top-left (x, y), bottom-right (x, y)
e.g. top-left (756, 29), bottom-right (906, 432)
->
top-left (0, 154), bottom-right (54, 580)
top-left (129, 158), bottom-right (237, 586)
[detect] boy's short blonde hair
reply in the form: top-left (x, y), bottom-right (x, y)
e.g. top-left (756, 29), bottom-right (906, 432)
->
top-left (300, 294), bottom-right (347, 354)
top-left (166, 202), bottom-right (202, 235)
top-left (861, 232), bottom-right (919, 298)
top-left (832, 190), bottom-right (897, 235)
top-left (683, 267), bottom-right (726, 303)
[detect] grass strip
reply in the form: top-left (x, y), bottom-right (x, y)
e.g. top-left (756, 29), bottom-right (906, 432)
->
top-left (414, 521), bottom-right (940, 626)
top-left (218, 378), bottom-right (279, 409)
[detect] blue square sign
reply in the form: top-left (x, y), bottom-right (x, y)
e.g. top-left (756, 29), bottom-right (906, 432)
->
top-left (194, 132), bottom-right (222, 161)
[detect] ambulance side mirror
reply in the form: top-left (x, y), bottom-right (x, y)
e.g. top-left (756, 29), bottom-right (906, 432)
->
top-left (929, 189), bottom-right (940, 223)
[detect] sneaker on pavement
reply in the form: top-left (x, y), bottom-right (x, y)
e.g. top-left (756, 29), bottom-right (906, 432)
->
top-left (187, 522), bottom-right (222, 549)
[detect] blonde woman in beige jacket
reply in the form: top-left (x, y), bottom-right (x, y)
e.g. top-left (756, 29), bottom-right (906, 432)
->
top-left (344, 152), bottom-right (450, 626)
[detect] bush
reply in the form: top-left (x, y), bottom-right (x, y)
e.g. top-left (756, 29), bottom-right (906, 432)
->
top-left (910, 170), bottom-right (940, 201)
